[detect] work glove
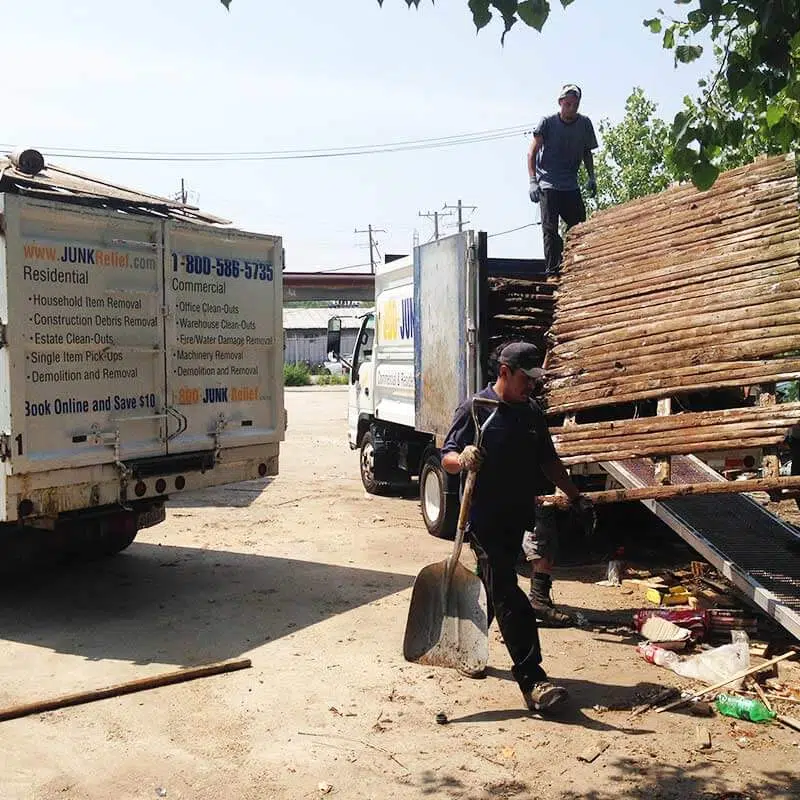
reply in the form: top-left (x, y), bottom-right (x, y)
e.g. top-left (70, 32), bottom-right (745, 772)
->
top-left (570, 495), bottom-right (596, 537)
top-left (529, 178), bottom-right (541, 204)
top-left (458, 445), bottom-right (484, 472)
top-left (585, 176), bottom-right (597, 198)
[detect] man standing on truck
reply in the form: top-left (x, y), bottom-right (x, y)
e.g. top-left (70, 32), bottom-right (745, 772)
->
top-left (441, 342), bottom-right (593, 712)
top-left (528, 83), bottom-right (598, 277)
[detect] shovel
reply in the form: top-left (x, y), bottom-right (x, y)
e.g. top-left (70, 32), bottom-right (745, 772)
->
top-left (402, 398), bottom-right (499, 677)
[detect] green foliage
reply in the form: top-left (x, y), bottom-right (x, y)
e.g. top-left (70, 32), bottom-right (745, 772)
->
top-left (647, 1), bottom-right (800, 190)
top-left (590, 88), bottom-right (683, 212)
top-left (284, 362), bottom-right (312, 386)
top-left (778, 381), bottom-right (800, 403)
top-left (315, 373), bottom-right (350, 385)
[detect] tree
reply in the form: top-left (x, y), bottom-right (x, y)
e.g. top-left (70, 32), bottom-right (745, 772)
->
top-left (646, 2), bottom-right (800, 189)
top-left (590, 88), bottom-right (682, 212)
top-left (220, 1), bottom-right (800, 190)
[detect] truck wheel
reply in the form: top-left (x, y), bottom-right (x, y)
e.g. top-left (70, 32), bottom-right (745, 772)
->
top-left (420, 454), bottom-right (459, 539)
top-left (96, 526), bottom-right (138, 556)
top-left (73, 514), bottom-right (139, 560)
top-left (360, 430), bottom-right (389, 494)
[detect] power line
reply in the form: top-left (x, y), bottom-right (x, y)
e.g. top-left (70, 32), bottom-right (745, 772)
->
top-left (1, 124), bottom-right (529, 157)
top-left (316, 262), bottom-right (373, 274)
top-left (0, 124), bottom-right (532, 164)
top-left (488, 223), bottom-right (536, 238)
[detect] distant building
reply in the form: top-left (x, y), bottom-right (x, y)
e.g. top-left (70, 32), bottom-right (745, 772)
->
top-left (283, 308), bottom-right (363, 366)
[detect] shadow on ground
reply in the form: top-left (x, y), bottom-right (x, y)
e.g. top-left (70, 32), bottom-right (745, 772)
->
top-left (411, 760), bottom-right (797, 800)
top-left (0, 543), bottom-right (413, 666)
top-left (166, 477), bottom-right (276, 509)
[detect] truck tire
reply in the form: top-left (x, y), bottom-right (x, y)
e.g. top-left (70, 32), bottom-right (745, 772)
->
top-left (360, 430), bottom-right (390, 494)
top-left (80, 515), bottom-right (139, 559)
top-left (420, 454), bottom-right (459, 539)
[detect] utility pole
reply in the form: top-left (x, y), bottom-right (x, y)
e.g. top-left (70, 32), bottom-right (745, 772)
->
top-left (354, 224), bottom-right (386, 274)
top-left (180, 178), bottom-right (187, 204)
top-left (443, 199), bottom-right (477, 233)
top-left (418, 209), bottom-right (453, 240)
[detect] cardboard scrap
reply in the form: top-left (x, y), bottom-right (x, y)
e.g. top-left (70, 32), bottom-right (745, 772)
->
top-left (640, 617), bottom-right (693, 646)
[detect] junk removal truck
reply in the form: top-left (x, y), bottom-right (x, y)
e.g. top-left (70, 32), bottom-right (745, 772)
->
top-left (328, 155), bottom-right (800, 641)
top-left (0, 150), bottom-right (284, 558)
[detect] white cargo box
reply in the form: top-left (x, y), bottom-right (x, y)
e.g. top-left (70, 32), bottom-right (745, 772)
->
top-left (0, 192), bottom-right (284, 521)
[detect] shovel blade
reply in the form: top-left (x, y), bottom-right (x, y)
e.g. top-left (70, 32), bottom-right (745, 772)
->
top-left (402, 559), bottom-right (488, 676)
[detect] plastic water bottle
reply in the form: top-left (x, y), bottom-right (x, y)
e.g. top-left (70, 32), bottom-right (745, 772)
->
top-left (636, 643), bottom-right (679, 669)
top-left (715, 693), bottom-right (776, 723)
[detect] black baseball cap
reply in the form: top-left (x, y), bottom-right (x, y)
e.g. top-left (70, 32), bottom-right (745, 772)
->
top-left (498, 342), bottom-right (546, 378)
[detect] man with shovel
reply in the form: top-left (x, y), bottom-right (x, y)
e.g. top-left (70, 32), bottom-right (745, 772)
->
top-left (441, 342), bottom-right (592, 712)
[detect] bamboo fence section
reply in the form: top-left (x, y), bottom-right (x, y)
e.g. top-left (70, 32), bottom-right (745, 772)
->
top-left (547, 156), bottom-right (800, 413)
top-left (542, 154), bottom-right (800, 465)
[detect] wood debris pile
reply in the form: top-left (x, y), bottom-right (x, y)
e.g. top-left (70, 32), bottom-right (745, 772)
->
top-left (487, 276), bottom-right (555, 358)
top-left (544, 154), bottom-right (800, 465)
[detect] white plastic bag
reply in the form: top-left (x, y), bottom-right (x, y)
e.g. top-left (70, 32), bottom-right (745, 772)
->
top-left (671, 631), bottom-right (750, 687)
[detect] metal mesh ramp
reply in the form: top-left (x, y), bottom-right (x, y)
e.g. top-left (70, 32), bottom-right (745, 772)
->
top-left (602, 456), bottom-right (800, 641)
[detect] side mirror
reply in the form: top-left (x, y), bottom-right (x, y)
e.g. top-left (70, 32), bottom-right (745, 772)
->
top-left (326, 317), bottom-right (342, 360)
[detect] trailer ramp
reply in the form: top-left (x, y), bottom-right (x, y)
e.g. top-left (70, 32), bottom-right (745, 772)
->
top-left (601, 456), bottom-right (800, 641)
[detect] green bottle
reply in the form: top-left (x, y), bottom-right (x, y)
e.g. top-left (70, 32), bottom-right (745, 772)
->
top-left (715, 693), bottom-right (776, 723)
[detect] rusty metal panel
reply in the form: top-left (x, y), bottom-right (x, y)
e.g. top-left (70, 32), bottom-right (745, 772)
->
top-left (414, 232), bottom-right (476, 441)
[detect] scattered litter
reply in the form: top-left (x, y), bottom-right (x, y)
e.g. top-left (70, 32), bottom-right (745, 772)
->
top-left (646, 585), bottom-right (693, 606)
top-left (606, 554), bottom-right (624, 586)
top-left (155, 790), bottom-right (167, 799)
top-left (671, 635), bottom-right (750, 686)
top-left (318, 782), bottom-right (333, 794)
top-left (435, 712), bottom-right (448, 725)
top-left (577, 740), bottom-right (609, 763)
top-left (694, 724), bottom-right (711, 750)
top-left (628, 687), bottom-right (680, 719)
top-left (639, 616), bottom-right (693, 649)
top-left (691, 561), bottom-right (710, 578)
top-left (715, 693), bottom-right (776, 723)
top-left (633, 608), bottom-right (708, 642)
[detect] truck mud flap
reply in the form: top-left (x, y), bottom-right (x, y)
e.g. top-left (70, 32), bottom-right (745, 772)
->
top-left (128, 450), bottom-right (216, 479)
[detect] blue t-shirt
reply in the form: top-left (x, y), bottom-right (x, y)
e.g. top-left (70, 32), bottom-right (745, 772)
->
top-left (441, 385), bottom-right (558, 529)
top-left (534, 113), bottom-right (598, 191)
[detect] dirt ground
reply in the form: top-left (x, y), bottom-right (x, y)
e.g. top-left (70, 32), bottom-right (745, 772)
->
top-left (1, 387), bottom-right (798, 800)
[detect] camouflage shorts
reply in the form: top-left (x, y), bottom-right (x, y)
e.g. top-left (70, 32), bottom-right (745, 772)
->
top-left (521, 505), bottom-right (559, 563)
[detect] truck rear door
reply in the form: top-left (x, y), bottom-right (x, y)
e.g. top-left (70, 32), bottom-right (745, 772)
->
top-left (4, 196), bottom-right (167, 472)
top-left (164, 222), bottom-right (284, 455)
top-left (414, 231), bottom-right (479, 442)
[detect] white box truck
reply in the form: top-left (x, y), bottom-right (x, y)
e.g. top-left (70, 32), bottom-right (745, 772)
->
top-left (327, 230), bottom-right (765, 541)
top-left (328, 231), bottom-right (494, 539)
top-left (0, 152), bottom-right (284, 558)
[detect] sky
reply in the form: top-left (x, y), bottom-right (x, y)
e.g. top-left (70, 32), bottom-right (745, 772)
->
top-left (2, 1), bottom-right (714, 272)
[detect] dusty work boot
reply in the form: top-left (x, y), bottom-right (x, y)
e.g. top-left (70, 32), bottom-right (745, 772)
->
top-left (522, 680), bottom-right (568, 712)
top-left (529, 573), bottom-right (575, 627)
